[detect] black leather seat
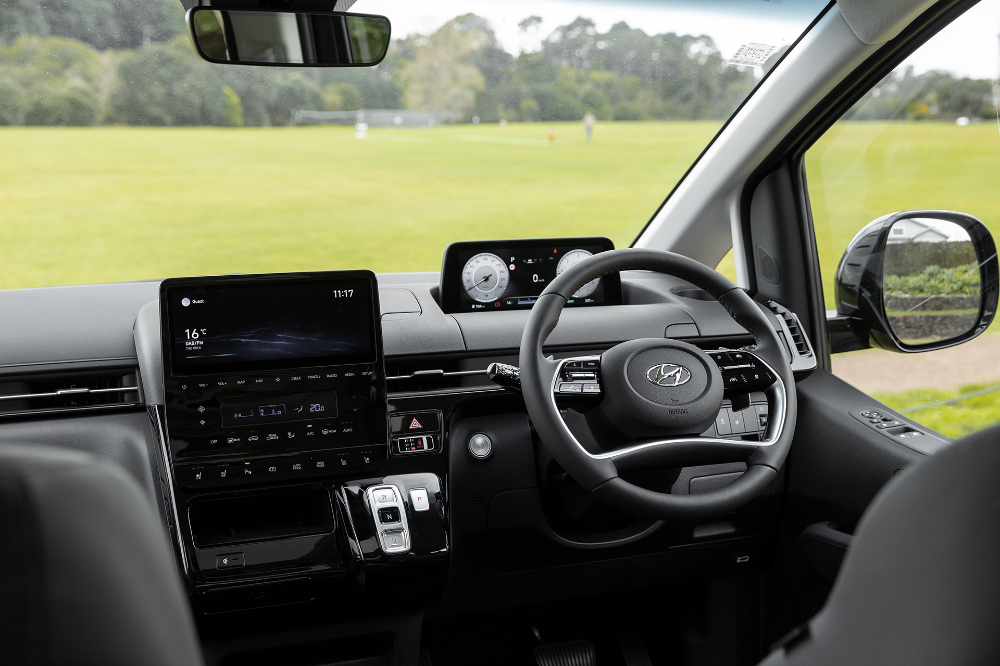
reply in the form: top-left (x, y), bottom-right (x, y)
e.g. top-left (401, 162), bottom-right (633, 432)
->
top-left (760, 424), bottom-right (1000, 665)
top-left (0, 444), bottom-right (203, 666)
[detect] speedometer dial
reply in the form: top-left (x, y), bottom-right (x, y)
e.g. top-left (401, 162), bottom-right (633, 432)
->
top-left (462, 252), bottom-right (510, 303)
top-left (556, 249), bottom-right (600, 299)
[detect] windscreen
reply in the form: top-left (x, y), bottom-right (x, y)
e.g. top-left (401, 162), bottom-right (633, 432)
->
top-left (0, 0), bottom-right (827, 289)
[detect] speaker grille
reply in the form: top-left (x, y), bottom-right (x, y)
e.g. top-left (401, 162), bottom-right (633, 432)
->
top-left (756, 245), bottom-right (781, 285)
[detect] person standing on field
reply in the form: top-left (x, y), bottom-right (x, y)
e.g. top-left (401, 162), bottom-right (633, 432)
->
top-left (584, 112), bottom-right (595, 142)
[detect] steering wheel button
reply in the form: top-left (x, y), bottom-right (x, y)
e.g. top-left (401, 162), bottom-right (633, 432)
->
top-left (582, 360), bottom-right (600, 370)
top-left (558, 382), bottom-right (582, 393)
top-left (729, 409), bottom-right (746, 434)
top-left (715, 410), bottom-right (732, 435)
top-left (582, 383), bottom-right (601, 394)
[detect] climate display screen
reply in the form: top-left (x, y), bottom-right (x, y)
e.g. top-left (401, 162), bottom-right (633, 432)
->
top-left (166, 277), bottom-right (376, 375)
top-left (220, 391), bottom-right (338, 427)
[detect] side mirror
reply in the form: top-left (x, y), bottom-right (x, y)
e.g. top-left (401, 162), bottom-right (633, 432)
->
top-left (186, 8), bottom-right (390, 66)
top-left (831, 210), bottom-right (998, 353)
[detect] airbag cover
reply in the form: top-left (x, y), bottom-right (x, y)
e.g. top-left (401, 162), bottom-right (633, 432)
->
top-left (600, 338), bottom-right (723, 438)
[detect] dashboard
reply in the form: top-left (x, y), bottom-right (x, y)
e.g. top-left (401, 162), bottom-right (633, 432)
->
top-left (0, 237), bottom-right (818, 658)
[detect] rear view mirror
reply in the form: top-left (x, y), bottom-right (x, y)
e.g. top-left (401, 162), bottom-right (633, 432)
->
top-left (831, 210), bottom-right (998, 353)
top-left (187, 8), bottom-right (390, 66)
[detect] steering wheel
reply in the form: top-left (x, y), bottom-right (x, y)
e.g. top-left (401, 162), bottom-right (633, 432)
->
top-left (519, 248), bottom-right (796, 521)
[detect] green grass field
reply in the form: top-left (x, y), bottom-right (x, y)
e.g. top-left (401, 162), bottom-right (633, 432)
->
top-left (0, 121), bottom-right (721, 290)
top-left (873, 382), bottom-right (1000, 439)
top-left (4, 119), bottom-right (1000, 436)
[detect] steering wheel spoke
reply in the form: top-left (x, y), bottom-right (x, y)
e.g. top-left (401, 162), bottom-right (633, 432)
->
top-left (594, 367), bottom-right (788, 473)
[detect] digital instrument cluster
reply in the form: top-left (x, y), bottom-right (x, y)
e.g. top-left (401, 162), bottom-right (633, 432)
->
top-left (439, 237), bottom-right (623, 313)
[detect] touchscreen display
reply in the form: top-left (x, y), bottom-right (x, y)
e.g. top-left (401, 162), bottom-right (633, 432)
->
top-left (166, 278), bottom-right (376, 375)
top-left (440, 238), bottom-right (621, 313)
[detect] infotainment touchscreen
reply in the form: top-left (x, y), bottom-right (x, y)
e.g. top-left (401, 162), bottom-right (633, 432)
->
top-left (439, 237), bottom-right (622, 313)
top-left (164, 274), bottom-right (378, 376)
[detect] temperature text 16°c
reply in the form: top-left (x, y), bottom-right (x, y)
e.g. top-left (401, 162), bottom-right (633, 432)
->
top-left (184, 329), bottom-right (207, 339)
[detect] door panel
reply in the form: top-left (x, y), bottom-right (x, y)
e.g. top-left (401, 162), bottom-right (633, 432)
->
top-left (766, 369), bottom-right (930, 643)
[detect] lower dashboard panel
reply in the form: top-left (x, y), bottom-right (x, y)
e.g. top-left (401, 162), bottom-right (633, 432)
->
top-left (182, 471), bottom-right (448, 614)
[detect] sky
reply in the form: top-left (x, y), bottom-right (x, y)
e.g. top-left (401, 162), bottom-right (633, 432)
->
top-left (357, 0), bottom-right (1000, 80)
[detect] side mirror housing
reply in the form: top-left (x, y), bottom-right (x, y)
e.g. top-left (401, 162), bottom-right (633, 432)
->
top-left (830, 210), bottom-right (998, 353)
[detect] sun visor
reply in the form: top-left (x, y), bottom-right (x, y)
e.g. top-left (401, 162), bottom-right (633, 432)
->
top-left (837, 0), bottom-right (938, 45)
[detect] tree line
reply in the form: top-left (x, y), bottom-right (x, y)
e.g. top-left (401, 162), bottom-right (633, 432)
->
top-left (0, 1), bottom-right (990, 127)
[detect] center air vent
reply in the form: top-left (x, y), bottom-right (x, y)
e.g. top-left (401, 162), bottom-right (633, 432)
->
top-left (385, 358), bottom-right (490, 394)
top-left (0, 368), bottom-right (142, 418)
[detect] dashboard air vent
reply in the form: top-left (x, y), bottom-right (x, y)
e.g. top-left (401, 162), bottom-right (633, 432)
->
top-left (385, 358), bottom-right (489, 394)
top-left (0, 368), bottom-right (143, 418)
top-left (764, 301), bottom-right (817, 372)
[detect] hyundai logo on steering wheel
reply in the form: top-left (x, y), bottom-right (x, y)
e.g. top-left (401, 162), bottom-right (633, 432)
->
top-left (646, 363), bottom-right (692, 387)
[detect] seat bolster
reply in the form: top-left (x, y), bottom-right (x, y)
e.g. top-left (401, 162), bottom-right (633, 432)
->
top-left (760, 424), bottom-right (1000, 666)
top-left (0, 444), bottom-right (204, 666)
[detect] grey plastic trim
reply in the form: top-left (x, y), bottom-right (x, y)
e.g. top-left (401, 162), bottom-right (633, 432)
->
top-left (148, 404), bottom-right (190, 578)
top-left (133, 300), bottom-right (165, 406)
top-left (548, 353), bottom-right (788, 462)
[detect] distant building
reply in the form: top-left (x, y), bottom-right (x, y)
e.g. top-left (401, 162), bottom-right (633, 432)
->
top-left (886, 218), bottom-right (950, 243)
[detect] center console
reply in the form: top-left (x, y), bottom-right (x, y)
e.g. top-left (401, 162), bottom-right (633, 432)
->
top-left (149, 271), bottom-right (449, 617)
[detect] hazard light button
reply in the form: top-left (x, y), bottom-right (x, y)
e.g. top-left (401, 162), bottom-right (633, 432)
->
top-left (389, 411), bottom-right (440, 435)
